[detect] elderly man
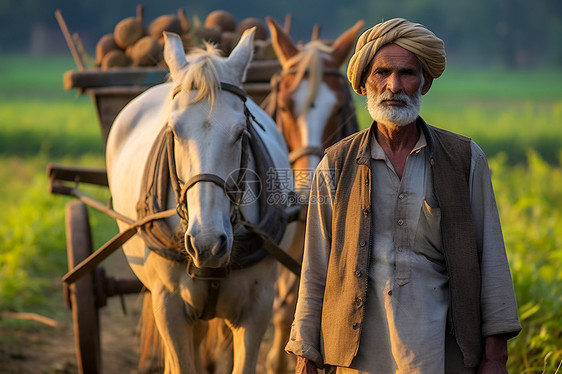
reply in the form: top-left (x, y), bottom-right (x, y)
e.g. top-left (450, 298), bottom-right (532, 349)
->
top-left (285, 18), bottom-right (521, 374)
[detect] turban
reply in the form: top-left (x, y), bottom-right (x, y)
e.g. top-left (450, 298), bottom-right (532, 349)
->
top-left (347, 18), bottom-right (446, 95)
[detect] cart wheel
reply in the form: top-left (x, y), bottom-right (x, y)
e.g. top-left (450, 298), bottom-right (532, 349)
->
top-left (65, 200), bottom-right (101, 374)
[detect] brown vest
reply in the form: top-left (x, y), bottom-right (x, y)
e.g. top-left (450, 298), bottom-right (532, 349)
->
top-left (321, 118), bottom-right (482, 368)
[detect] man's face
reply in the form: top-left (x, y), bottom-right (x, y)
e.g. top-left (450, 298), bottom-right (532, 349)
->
top-left (363, 43), bottom-right (426, 127)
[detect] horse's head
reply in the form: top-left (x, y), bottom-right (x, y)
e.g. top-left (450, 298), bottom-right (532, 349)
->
top-left (266, 18), bottom-right (363, 196)
top-left (163, 29), bottom-right (255, 269)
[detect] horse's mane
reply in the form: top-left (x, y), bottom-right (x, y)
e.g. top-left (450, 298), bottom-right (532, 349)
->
top-left (283, 41), bottom-right (333, 116)
top-left (174, 42), bottom-right (223, 109)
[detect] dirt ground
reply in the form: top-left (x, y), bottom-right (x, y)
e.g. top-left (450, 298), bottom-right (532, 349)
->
top-left (0, 250), bottom-right (280, 374)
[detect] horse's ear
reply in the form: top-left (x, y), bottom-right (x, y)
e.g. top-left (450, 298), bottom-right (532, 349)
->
top-left (329, 20), bottom-right (364, 68)
top-left (266, 16), bottom-right (298, 67)
top-left (228, 27), bottom-right (255, 82)
top-left (163, 32), bottom-right (188, 79)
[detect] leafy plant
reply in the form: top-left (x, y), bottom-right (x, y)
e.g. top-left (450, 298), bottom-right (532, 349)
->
top-left (490, 151), bottom-right (562, 373)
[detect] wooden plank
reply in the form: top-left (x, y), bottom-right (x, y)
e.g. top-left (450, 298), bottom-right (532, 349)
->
top-left (62, 60), bottom-right (281, 91)
top-left (63, 67), bottom-right (168, 90)
top-left (246, 60), bottom-right (281, 82)
top-left (47, 164), bottom-right (108, 186)
top-left (244, 82), bottom-right (272, 105)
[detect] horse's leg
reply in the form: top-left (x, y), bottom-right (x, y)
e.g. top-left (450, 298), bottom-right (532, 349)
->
top-left (151, 283), bottom-right (197, 374)
top-left (198, 318), bottom-right (234, 374)
top-left (230, 304), bottom-right (272, 374)
top-left (267, 270), bottom-right (299, 373)
top-left (221, 261), bottom-right (276, 374)
top-left (266, 221), bottom-right (305, 374)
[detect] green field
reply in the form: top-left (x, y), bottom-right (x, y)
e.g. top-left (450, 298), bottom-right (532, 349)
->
top-left (1, 55), bottom-right (561, 372)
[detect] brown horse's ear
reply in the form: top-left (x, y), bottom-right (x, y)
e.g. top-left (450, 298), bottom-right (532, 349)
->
top-left (329, 20), bottom-right (364, 68)
top-left (266, 16), bottom-right (299, 67)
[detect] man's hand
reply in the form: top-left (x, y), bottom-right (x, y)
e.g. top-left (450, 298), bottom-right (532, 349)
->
top-left (295, 356), bottom-right (318, 374)
top-left (477, 334), bottom-right (509, 374)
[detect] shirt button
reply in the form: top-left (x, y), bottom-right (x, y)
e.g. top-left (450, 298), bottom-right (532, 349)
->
top-left (355, 270), bottom-right (362, 277)
top-left (397, 219), bottom-right (404, 226)
top-left (359, 240), bottom-right (366, 247)
top-left (398, 193), bottom-right (405, 200)
top-left (362, 208), bottom-right (369, 216)
top-left (388, 290), bottom-right (393, 296)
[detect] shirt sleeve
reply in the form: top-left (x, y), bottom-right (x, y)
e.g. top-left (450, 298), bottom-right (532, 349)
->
top-left (285, 156), bottom-right (334, 367)
top-left (468, 141), bottom-right (522, 338)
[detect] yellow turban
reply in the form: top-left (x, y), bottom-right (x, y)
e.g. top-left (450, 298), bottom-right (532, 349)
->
top-left (347, 18), bottom-right (446, 95)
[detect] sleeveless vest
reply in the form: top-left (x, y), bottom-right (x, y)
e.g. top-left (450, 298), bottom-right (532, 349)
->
top-left (321, 118), bottom-right (482, 368)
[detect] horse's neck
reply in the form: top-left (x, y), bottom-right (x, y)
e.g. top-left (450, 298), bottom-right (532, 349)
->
top-left (239, 153), bottom-right (260, 224)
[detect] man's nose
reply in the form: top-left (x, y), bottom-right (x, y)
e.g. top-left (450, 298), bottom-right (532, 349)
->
top-left (387, 73), bottom-right (403, 93)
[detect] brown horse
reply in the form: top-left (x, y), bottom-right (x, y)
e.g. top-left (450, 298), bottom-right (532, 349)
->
top-left (263, 17), bottom-right (364, 373)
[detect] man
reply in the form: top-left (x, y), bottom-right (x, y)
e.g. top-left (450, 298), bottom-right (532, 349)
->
top-left (285, 18), bottom-right (521, 374)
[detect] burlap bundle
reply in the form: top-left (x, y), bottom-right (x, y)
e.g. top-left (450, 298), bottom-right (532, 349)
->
top-left (347, 18), bottom-right (446, 95)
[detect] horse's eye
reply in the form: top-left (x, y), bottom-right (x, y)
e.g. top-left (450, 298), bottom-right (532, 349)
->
top-left (310, 102), bottom-right (316, 109)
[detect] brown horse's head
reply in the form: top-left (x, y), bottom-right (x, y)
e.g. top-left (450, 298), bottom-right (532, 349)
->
top-left (266, 17), bottom-right (363, 197)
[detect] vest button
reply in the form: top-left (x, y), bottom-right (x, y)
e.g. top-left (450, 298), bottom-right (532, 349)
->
top-left (363, 208), bottom-right (369, 216)
top-left (397, 219), bottom-right (404, 226)
top-left (355, 297), bottom-right (362, 306)
top-left (355, 270), bottom-right (362, 277)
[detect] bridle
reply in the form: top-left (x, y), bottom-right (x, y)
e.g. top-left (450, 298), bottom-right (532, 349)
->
top-left (167, 82), bottom-right (252, 226)
top-left (268, 67), bottom-right (348, 165)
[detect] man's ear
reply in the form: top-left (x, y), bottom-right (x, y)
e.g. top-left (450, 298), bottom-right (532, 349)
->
top-left (421, 70), bottom-right (433, 95)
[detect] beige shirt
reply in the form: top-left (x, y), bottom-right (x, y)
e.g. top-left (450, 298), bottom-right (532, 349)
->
top-left (286, 131), bottom-right (521, 373)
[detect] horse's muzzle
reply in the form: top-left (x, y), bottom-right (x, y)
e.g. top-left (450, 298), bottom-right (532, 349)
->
top-left (184, 229), bottom-right (230, 268)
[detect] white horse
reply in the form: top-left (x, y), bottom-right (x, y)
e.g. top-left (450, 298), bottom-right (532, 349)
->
top-left (106, 28), bottom-right (295, 374)
top-left (263, 18), bottom-right (363, 373)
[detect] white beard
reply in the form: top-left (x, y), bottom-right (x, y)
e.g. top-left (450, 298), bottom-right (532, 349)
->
top-left (366, 79), bottom-right (423, 127)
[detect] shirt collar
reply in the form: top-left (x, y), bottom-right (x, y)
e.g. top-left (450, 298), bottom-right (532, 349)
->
top-left (356, 117), bottom-right (435, 166)
top-left (369, 121), bottom-right (428, 160)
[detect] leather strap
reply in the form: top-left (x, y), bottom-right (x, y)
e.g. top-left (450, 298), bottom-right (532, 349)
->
top-left (289, 146), bottom-right (325, 165)
top-left (62, 208), bottom-right (177, 285)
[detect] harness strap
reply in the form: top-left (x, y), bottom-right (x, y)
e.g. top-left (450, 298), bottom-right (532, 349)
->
top-left (62, 208), bottom-right (177, 285)
top-left (220, 82), bottom-right (247, 102)
top-left (200, 280), bottom-right (221, 320)
top-left (236, 208), bottom-right (301, 276)
top-left (289, 146), bottom-right (325, 165)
